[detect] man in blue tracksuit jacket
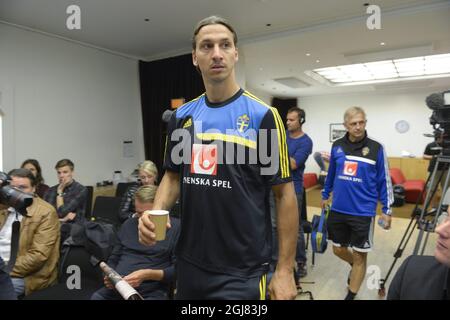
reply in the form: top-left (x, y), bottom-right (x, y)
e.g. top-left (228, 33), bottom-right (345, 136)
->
top-left (321, 106), bottom-right (393, 300)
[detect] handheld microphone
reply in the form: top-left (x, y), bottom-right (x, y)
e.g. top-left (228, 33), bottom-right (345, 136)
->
top-left (99, 262), bottom-right (143, 300)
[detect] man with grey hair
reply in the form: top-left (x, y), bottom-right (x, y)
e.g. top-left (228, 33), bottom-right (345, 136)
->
top-left (322, 106), bottom-right (393, 300)
top-left (139, 15), bottom-right (298, 300)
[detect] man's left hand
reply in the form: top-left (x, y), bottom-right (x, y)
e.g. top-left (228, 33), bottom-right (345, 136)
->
top-left (268, 268), bottom-right (297, 300)
top-left (123, 270), bottom-right (146, 288)
top-left (66, 212), bottom-right (76, 221)
top-left (380, 214), bottom-right (392, 230)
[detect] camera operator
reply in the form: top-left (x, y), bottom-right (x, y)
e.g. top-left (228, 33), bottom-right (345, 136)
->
top-left (388, 205), bottom-right (450, 300)
top-left (0, 169), bottom-right (60, 297)
top-left (423, 132), bottom-right (449, 208)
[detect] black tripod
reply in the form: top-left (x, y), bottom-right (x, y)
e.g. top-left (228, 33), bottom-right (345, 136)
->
top-left (378, 155), bottom-right (450, 297)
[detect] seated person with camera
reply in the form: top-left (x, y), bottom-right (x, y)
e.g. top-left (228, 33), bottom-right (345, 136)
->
top-left (0, 169), bottom-right (60, 297)
top-left (388, 205), bottom-right (450, 300)
top-left (91, 185), bottom-right (179, 300)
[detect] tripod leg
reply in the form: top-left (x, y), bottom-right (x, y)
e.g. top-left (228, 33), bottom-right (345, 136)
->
top-left (431, 169), bottom-right (450, 230)
top-left (413, 162), bottom-right (443, 255)
top-left (378, 218), bottom-right (418, 297)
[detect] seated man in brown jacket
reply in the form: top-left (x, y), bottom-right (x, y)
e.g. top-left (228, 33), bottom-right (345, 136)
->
top-left (0, 168), bottom-right (60, 297)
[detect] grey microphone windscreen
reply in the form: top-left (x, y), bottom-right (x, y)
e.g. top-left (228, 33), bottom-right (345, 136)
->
top-left (426, 93), bottom-right (444, 110)
top-left (162, 109), bottom-right (174, 123)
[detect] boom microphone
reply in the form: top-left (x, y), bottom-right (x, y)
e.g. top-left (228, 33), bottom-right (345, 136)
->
top-left (426, 93), bottom-right (444, 110)
top-left (162, 109), bottom-right (174, 123)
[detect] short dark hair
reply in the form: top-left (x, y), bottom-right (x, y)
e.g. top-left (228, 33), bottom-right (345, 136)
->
top-left (8, 168), bottom-right (37, 187)
top-left (287, 107), bottom-right (305, 123)
top-left (21, 159), bottom-right (45, 185)
top-left (192, 16), bottom-right (238, 50)
top-left (55, 159), bottom-right (74, 170)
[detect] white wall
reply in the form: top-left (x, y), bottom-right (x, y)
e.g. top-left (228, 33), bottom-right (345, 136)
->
top-left (235, 50), bottom-right (246, 90)
top-left (245, 87), bottom-right (272, 105)
top-left (300, 89), bottom-right (443, 174)
top-left (0, 23), bottom-right (145, 186)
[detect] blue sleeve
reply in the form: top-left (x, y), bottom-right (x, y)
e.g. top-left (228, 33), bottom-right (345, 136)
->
top-left (322, 146), bottom-right (336, 200)
top-left (376, 146), bottom-right (393, 215)
top-left (161, 219), bottom-right (180, 284)
top-left (106, 225), bottom-right (125, 269)
top-left (291, 137), bottom-right (313, 169)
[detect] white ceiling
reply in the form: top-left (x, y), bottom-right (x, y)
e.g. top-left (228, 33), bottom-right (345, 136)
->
top-left (1, 0), bottom-right (449, 97)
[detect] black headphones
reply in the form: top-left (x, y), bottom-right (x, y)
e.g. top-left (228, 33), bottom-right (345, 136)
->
top-left (298, 108), bottom-right (306, 125)
top-left (288, 107), bottom-right (305, 125)
top-left (299, 108), bottom-right (306, 124)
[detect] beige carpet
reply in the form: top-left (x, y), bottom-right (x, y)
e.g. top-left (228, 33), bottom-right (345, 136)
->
top-left (296, 208), bottom-right (438, 300)
top-left (305, 187), bottom-right (416, 219)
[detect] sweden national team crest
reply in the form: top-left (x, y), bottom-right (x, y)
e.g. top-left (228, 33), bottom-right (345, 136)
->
top-left (236, 114), bottom-right (250, 133)
top-left (362, 147), bottom-right (370, 156)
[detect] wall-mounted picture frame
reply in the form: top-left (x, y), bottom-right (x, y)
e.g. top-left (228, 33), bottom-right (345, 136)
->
top-left (329, 123), bottom-right (346, 142)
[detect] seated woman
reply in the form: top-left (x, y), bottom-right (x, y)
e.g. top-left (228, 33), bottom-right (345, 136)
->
top-left (119, 160), bottom-right (158, 223)
top-left (21, 159), bottom-right (49, 198)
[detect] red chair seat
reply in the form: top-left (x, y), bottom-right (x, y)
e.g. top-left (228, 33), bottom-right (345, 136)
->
top-left (390, 168), bottom-right (425, 204)
top-left (303, 173), bottom-right (318, 189)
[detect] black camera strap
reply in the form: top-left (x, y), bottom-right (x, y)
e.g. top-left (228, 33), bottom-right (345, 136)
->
top-left (6, 220), bottom-right (21, 273)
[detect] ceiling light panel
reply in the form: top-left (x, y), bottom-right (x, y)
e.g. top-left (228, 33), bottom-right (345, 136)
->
top-left (310, 53), bottom-right (450, 85)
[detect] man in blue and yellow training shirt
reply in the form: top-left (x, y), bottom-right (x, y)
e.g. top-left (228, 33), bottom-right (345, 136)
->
top-left (139, 16), bottom-right (299, 300)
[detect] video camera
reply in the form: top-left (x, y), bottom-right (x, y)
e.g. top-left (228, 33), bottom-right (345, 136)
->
top-left (0, 172), bottom-right (33, 215)
top-left (426, 90), bottom-right (450, 155)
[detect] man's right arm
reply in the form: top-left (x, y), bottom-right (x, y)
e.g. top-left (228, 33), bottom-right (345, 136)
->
top-left (152, 171), bottom-right (180, 211)
top-left (321, 146), bottom-right (336, 207)
top-left (138, 171), bottom-right (180, 246)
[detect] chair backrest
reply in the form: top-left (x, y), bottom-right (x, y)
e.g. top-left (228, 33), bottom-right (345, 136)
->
top-left (85, 186), bottom-right (94, 219)
top-left (59, 245), bottom-right (103, 285)
top-left (390, 168), bottom-right (406, 185)
top-left (91, 196), bottom-right (122, 226)
top-left (115, 182), bottom-right (135, 198)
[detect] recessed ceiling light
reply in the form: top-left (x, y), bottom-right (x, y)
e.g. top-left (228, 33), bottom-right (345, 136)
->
top-left (310, 53), bottom-right (450, 85)
top-left (380, 42), bottom-right (386, 46)
top-left (306, 53), bottom-right (311, 56)
top-left (316, 60), bottom-right (320, 63)
top-left (364, 3), bottom-right (370, 6)
top-left (144, 18), bottom-right (150, 22)
top-left (266, 23), bottom-right (272, 27)
top-left (273, 77), bottom-right (310, 88)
